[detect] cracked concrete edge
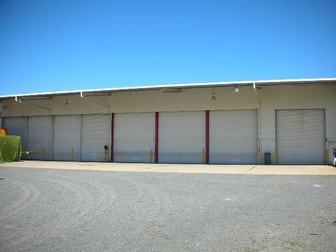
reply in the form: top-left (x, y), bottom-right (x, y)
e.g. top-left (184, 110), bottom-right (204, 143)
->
top-left (1, 161), bottom-right (336, 175)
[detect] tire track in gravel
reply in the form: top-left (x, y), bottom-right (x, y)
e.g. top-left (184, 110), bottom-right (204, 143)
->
top-left (123, 176), bottom-right (175, 250)
top-left (0, 179), bottom-right (41, 221)
top-left (1, 174), bottom-right (116, 252)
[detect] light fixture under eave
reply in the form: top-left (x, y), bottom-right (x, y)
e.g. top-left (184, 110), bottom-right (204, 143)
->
top-left (15, 96), bottom-right (22, 103)
top-left (161, 88), bottom-right (181, 93)
top-left (253, 82), bottom-right (262, 90)
top-left (234, 86), bottom-right (240, 93)
top-left (211, 92), bottom-right (216, 101)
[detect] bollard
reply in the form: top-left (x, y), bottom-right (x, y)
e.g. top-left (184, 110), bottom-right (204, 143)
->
top-left (202, 148), bottom-right (206, 164)
top-left (274, 149), bottom-right (278, 164)
top-left (325, 149), bottom-right (329, 165)
top-left (150, 149), bottom-right (153, 163)
top-left (71, 148), bottom-right (75, 161)
top-left (257, 150), bottom-right (261, 165)
top-left (42, 148), bottom-right (46, 160)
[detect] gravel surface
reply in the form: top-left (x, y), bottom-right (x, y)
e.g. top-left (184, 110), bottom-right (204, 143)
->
top-left (0, 166), bottom-right (336, 251)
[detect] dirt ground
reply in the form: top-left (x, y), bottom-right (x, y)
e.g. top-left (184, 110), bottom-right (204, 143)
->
top-left (0, 162), bottom-right (336, 251)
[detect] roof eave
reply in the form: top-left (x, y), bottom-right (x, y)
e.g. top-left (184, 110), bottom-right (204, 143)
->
top-left (0, 77), bottom-right (335, 101)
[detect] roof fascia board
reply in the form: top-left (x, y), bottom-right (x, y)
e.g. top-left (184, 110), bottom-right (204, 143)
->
top-left (1, 78), bottom-right (335, 100)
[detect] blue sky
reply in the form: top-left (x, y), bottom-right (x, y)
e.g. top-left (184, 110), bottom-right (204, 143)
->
top-left (0, 0), bottom-right (336, 95)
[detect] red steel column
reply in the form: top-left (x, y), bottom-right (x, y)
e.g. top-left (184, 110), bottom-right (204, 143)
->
top-left (110, 113), bottom-right (114, 162)
top-left (155, 112), bottom-right (159, 163)
top-left (205, 110), bottom-right (210, 164)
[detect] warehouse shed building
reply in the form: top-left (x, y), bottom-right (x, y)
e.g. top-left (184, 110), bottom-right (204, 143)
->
top-left (0, 78), bottom-right (335, 165)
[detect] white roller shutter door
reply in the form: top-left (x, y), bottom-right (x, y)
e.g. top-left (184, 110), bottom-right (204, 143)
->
top-left (210, 110), bottom-right (257, 164)
top-left (54, 115), bottom-right (81, 161)
top-left (3, 117), bottom-right (27, 150)
top-left (81, 114), bottom-right (111, 161)
top-left (159, 112), bottom-right (204, 163)
top-left (114, 113), bottom-right (155, 163)
top-left (276, 110), bottom-right (325, 164)
top-left (27, 116), bottom-right (53, 160)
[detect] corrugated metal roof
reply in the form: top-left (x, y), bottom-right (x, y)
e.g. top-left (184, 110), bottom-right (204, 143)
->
top-left (1, 77), bottom-right (336, 100)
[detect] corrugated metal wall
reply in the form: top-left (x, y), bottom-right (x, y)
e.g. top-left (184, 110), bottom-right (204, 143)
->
top-left (1, 108), bottom-right (327, 164)
top-left (276, 110), bottom-right (325, 164)
top-left (158, 112), bottom-right (205, 163)
top-left (81, 114), bottom-right (111, 161)
top-left (54, 115), bottom-right (81, 161)
top-left (114, 113), bottom-right (155, 163)
top-left (210, 110), bottom-right (258, 164)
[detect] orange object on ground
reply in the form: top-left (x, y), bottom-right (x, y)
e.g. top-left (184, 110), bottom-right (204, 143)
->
top-left (0, 128), bottom-right (8, 135)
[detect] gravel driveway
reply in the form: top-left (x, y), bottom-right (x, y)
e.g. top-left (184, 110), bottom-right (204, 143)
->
top-left (0, 165), bottom-right (336, 251)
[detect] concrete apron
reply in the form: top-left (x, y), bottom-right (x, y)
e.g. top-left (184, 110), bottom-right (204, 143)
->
top-left (1, 161), bottom-right (336, 175)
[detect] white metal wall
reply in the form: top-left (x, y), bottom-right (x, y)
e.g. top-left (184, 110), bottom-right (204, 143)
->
top-left (210, 110), bottom-right (257, 164)
top-left (54, 115), bottom-right (81, 161)
top-left (81, 114), bottom-right (111, 161)
top-left (3, 117), bottom-right (27, 150)
top-left (159, 111), bottom-right (204, 163)
top-left (27, 116), bottom-right (53, 160)
top-left (114, 113), bottom-right (155, 163)
top-left (276, 110), bottom-right (325, 164)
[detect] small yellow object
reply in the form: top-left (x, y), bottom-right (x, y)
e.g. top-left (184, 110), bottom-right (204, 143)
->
top-left (274, 149), bottom-right (279, 165)
top-left (42, 148), bottom-right (46, 160)
top-left (202, 148), bottom-right (206, 164)
top-left (325, 149), bottom-right (329, 165)
top-left (150, 149), bottom-right (153, 163)
top-left (0, 128), bottom-right (8, 135)
top-left (256, 150), bottom-right (261, 165)
top-left (71, 148), bottom-right (75, 161)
